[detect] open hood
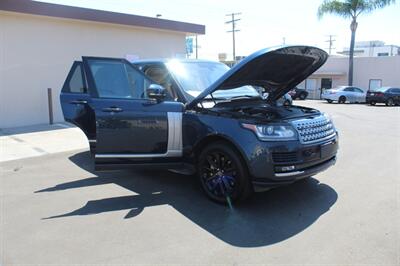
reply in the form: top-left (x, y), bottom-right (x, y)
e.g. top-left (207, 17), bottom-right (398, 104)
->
top-left (187, 45), bottom-right (328, 108)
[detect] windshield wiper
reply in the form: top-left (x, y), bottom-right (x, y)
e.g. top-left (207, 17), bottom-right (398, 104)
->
top-left (228, 95), bottom-right (262, 101)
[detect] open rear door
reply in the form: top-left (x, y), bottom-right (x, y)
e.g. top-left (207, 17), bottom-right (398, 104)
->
top-left (60, 61), bottom-right (96, 144)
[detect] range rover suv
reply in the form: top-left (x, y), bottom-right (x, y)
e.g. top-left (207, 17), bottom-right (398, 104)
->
top-left (60, 45), bottom-right (338, 203)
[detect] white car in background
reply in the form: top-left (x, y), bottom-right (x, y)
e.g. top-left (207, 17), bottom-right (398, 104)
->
top-left (322, 86), bottom-right (366, 104)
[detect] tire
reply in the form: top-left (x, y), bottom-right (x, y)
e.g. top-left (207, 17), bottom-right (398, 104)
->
top-left (284, 99), bottom-right (291, 106)
top-left (386, 98), bottom-right (394, 106)
top-left (327, 99), bottom-right (333, 103)
top-left (338, 96), bottom-right (346, 104)
top-left (370, 101), bottom-right (376, 106)
top-left (299, 93), bottom-right (307, 100)
top-left (89, 144), bottom-right (96, 155)
top-left (197, 141), bottom-right (253, 203)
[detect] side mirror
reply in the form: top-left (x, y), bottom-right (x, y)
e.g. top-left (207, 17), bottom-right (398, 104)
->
top-left (146, 84), bottom-right (167, 101)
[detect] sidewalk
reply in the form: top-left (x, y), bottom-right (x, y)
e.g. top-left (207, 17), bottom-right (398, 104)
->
top-left (0, 123), bottom-right (88, 162)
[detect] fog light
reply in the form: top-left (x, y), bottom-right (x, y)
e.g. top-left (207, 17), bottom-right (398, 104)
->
top-left (281, 165), bottom-right (295, 172)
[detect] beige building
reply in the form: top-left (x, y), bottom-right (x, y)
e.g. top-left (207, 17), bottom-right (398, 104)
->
top-left (337, 41), bottom-right (400, 57)
top-left (0, 0), bottom-right (204, 128)
top-left (298, 55), bottom-right (400, 99)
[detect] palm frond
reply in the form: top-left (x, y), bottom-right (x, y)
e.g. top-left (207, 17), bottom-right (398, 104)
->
top-left (317, 0), bottom-right (353, 19)
top-left (359, 0), bottom-right (397, 15)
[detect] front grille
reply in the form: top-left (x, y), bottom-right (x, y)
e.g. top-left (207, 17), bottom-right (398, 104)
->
top-left (272, 152), bottom-right (298, 163)
top-left (292, 115), bottom-right (336, 144)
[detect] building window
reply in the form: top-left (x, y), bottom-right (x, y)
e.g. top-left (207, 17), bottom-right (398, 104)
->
top-left (377, 52), bottom-right (389, 56)
top-left (369, 79), bottom-right (382, 91)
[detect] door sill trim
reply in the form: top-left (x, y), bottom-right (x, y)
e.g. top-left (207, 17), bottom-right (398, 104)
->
top-left (95, 150), bottom-right (182, 158)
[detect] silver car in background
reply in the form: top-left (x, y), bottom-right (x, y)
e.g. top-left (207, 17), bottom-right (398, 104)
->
top-left (322, 86), bottom-right (366, 104)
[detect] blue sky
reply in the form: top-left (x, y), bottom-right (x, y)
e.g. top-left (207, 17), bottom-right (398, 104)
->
top-left (36, 0), bottom-right (400, 60)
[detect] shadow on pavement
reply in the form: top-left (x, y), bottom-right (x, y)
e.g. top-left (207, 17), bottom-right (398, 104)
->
top-left (36, 151), bottom-right (338, 247)
top-left (0, 123), bottom-right (74, 136)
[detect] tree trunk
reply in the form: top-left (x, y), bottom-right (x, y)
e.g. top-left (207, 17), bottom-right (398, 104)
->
top-left (348, 18), bottom-right (358, 86)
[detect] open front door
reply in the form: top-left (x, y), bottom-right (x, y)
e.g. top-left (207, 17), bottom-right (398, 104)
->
top-left (82, 57), bottom-right (184, 170)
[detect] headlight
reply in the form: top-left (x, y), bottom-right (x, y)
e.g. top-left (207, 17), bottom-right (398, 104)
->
top-left (323, 112), bottom-right (334, 125)
top-left (242, 123), bottom-right (298, 141)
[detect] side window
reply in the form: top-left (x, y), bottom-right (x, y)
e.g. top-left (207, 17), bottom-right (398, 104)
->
top-left (143, 65), bottom-right (176, 100)
top-left (87, 59), bottom-right (151, 99)
top-left (62, 62), bottom-right (87, 93)
top-left (354, 88), bottom-right (363, 93)
top-left (344, 87), bottom-right (353, 92)
top-left (393, 88), bottom-right (400, 93)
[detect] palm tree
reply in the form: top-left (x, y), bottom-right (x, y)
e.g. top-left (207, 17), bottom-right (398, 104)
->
top-left (318, 0), bottom-right (396, 85)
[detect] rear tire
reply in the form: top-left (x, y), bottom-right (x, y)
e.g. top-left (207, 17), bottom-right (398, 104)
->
top-left (386, 98), bottom-right (394, 106)
top-left (299, 93), bottom-right (307, 100)
top-left (338, 96), bottom-right (346, 104)
top-left (327, 99), bottom-right (333, 103)
top-left (370, 101), bottom-right (376, 106)
top-left (197, 141), bottom-right (253, 204)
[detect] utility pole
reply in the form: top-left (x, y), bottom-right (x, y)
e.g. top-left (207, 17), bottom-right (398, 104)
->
top-left (225, 12), bottom-right (241, 62)
top-left (195, 35), bottom-right (198, 59)
top-left (325, 35), bottom-right (336, 55)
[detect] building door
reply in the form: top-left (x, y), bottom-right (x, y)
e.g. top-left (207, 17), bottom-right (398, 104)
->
top-left (369, 79), bottom-right (382, 91)
top-left (320, 78), bottom-right (332, 99)
top-left (321, 78), bottom-right (332, 90)
top-left (306, 78), bottom-right (318, 99)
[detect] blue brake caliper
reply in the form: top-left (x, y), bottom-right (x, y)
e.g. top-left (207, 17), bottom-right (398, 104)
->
top-left (206, 175), bottom-right (235, 209)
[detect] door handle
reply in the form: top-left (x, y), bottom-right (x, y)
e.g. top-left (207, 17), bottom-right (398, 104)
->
top-left (69, 100), bottom-right (88, 105)
top-left (102, 107), bottom-right (123, 113)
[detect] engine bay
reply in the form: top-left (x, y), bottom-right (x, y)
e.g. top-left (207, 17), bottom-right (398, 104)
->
top-left (201, 99), bottom-right (320, 122)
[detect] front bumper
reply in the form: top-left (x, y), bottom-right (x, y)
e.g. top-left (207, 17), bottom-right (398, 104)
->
top-left (252, 156), bottom-right (336, 187)
top-left (247, 135), bottom-right (339, 187)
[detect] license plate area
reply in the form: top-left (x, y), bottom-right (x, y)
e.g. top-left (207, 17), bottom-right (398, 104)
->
top-left (320, 140), bottom-right (337, 159)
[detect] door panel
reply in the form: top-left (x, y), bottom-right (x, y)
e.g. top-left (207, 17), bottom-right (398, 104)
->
top-left (60, 61), bottom-right (95, 140)
top-left (82, 57), bottom-right (184, 167)
top-left (92, 98), bottom-right (183, 155)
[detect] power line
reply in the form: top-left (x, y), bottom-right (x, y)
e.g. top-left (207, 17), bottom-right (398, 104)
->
top-left (225, 12), bottom-right (241, 62)
top-left (325, 35), bottom-right (336, 55)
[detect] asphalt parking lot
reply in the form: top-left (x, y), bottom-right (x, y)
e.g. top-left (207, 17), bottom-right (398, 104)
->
top-left (1, 101), bottom-right (399, 265)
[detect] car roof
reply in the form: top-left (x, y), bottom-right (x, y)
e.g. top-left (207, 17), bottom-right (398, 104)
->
top-left (131, 58), bottom-right (221, 65)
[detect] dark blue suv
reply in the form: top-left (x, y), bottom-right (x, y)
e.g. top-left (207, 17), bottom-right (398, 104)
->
top-left (60, 45), bottom-right (339, 203)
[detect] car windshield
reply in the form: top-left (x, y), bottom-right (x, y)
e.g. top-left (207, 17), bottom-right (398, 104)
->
top-left (165, 60), bottom-right (260, 101)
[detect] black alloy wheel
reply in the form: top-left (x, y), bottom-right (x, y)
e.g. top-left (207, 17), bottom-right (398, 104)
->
top-left (338, 96), bottom-right (346, 104)
top-left (197, 142), bottom-right (253, 203)
top-left (370, 101), bottom-right (376, 106)
top-left (299, 93), bottom-right (307, 100)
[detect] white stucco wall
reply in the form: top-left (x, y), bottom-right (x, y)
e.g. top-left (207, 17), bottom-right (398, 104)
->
top-left (0, 11), bottom-right (186, 128)
top-left (315, 56), bottom-right (400, 90)
top-left (353, 56), bottom-right (400, 89)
